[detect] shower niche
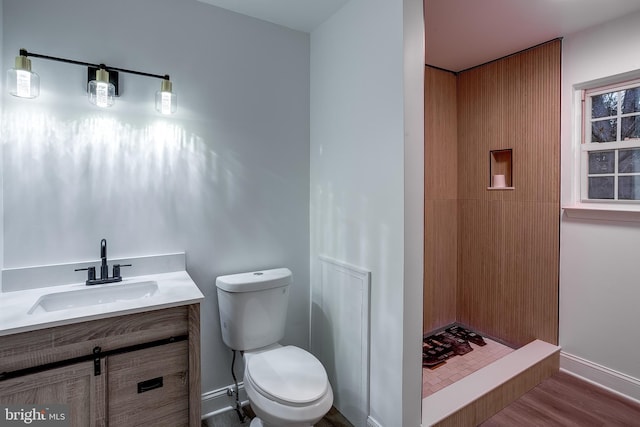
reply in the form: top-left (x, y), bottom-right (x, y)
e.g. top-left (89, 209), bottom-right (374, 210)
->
top-left (488, 149), bottom-right (514, 190)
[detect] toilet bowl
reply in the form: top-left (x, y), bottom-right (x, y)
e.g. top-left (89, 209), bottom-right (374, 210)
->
top-left (215, 268), bottom-right (334, 427)
top-left (244, 345), bottom-right (333, 427)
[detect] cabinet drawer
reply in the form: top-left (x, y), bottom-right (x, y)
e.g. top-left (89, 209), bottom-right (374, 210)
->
top-left (0, 306), bottom-right (188, 373)
top-left (107, 341), bottom-right (188, 426)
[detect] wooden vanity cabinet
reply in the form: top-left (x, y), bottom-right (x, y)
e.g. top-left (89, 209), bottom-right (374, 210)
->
top-left (0, 304), bottom-right (201, 427)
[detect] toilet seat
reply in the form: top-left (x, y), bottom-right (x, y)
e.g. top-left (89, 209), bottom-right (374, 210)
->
top-left (245, 346), bottom-right (329, 405)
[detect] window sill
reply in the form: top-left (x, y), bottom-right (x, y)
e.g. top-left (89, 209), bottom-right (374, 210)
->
top-left (562, 204), bottom-right (640, 222)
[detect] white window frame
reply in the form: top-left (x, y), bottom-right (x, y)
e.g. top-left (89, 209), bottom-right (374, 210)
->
top-left (580, 78), bottom-right (640, 204)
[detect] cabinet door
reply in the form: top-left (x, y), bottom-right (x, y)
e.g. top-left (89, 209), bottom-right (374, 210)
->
top-left (0, 359), bottom-right (107, 427)
top-left (107, 341), bottom-right (189, 426)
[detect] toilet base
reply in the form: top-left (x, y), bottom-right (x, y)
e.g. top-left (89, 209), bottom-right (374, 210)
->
top-left (249, 416), bottom-right (313, 427)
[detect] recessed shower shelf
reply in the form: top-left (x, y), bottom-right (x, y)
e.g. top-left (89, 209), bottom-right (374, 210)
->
top-left (489, 149), bottom-right (513, 189)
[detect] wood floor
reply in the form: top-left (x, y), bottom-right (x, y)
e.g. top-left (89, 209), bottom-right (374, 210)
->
top-left (205, 372), bottom-right (639, 427)
top-left (481, 371), bottom-right (640, 426)
top-left (203, 405), bottom-right (353, 427)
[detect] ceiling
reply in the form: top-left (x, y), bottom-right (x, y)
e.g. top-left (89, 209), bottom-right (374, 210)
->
top-left (426, 0), bottom-right (640, 72)
top-left (195, 0), bottom-right (349, 33)
top-left (195, 0), bottom-right (640, 72)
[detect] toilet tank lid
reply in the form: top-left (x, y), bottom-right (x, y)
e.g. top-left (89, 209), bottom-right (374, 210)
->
top-left (215, 268), bottom-right (292, 293)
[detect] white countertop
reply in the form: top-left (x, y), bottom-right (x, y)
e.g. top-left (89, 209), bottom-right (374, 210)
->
top-left (0, 270), bottom-right (204, 337)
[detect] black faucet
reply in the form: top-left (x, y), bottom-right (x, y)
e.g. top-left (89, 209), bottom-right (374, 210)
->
top-left (100, 239), bottom-right (109, 281)
top-left (75, 239), bottom-right (131, 286)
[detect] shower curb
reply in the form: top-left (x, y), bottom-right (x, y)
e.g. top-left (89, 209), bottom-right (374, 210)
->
top-left (421, 339), bottom-right (560, 427)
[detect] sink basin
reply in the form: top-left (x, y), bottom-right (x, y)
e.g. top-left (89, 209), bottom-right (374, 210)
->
top-left (28, 281), bottom-right (158, 314)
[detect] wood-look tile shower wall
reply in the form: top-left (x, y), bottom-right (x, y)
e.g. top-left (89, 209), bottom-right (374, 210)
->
top-left (424, 66), bottom-right (458, 332)
top-left (425, 40), bottom-right (560, 346)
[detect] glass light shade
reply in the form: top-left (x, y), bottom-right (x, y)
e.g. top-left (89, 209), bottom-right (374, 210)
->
top-left (155, 79), bottom-right (177, 114)
top-left (7, 55), bottom-right (40, 98)
top-left (88, 68), bottom-right (115, 108)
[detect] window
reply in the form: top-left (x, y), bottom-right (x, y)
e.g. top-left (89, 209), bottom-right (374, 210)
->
top-left (582, 80), bottom-right (640, 202)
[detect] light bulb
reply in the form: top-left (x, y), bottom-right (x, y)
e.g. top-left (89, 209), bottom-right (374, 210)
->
top-left (88, 67), bottom-right (115, 108)
top-left (155, 78), bottom-right (177, 115)
top-left (7, 54), bottom-right (39, 99)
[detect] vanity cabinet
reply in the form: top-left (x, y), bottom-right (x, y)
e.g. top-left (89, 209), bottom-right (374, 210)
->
top-left (0, 304), bottom-right (200, 427)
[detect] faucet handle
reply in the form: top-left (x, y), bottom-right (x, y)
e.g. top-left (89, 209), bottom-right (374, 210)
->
top-left (75, 266), bottom-right (96, 282)
top-left (112, 263), bottom-right (132, 279)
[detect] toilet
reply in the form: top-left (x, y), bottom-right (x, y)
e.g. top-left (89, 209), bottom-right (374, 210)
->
top-left (216, 268), bottom-right (333, 427)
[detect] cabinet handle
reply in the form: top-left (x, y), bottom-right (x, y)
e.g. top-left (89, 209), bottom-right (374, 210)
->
top-left (93, 347), bottom-right (102, 376)
top-left (137, 376), bottom-right (163, 393)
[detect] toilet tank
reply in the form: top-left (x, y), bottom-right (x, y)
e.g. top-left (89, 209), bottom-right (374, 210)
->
top-left (215, 268), bottom-right (292, 351)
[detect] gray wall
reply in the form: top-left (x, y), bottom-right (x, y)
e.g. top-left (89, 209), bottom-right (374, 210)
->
top-left (1, 0), bottom-right (310, 398)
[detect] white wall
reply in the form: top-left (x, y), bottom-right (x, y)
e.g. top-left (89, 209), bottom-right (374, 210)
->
top-left (1, 0), bottom-right (310, 402)
top-left (402, 0), bottom-right (425, 424)
top-left (310, 0), bottom-right (423, 425)
top-left (561, 10), bottom-right (640, 392)
top-left (0, 0), bottom-right (4, 289)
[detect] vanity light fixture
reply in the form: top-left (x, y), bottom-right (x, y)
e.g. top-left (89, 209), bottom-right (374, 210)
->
top-left (5, 48), bottom-right (177, 114)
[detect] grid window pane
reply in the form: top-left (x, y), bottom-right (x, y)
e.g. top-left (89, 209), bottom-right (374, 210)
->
top-left (621, 87), bottom-right (640, 114)
top-left (584, 82), bottom-right (640, 203)
top-left (588, 176), bottom-right (614, 199)
top-left (591, 91), bottom-right (618, 118)
top-left (592, 119), bottom-right (617, 142)
top-left (618, 176), bottom-right (640, 200)
top-left (619, 149), bottom-right (640, 173)
top-left (588, 151), bottom-right (615, 174)
top-left (621, 116), bottom-right (640, 141)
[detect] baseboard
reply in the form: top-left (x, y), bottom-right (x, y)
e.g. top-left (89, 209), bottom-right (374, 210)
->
top-left (201, 382), bottom-right (249, 420)
top-left (366, 416), bottom-right (383, 427)
top-left (560, 351), bottom-right (640, 404)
